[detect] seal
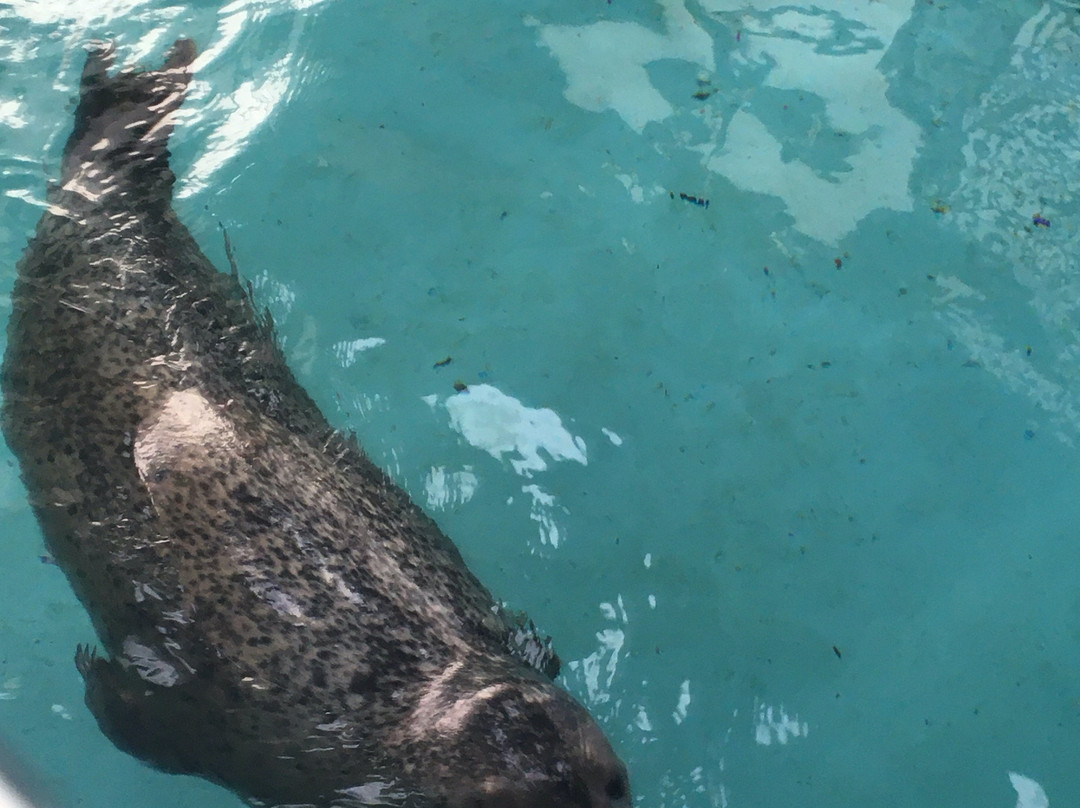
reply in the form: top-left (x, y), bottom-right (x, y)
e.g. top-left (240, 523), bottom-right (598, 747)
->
top-left (1, 40), bottom-right (631, 808)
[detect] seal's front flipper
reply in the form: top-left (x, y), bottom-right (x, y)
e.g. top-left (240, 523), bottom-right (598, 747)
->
top-left (494, 608), bottom-right (561, 680)
top-left (75, 644), bottom-right (201, 775)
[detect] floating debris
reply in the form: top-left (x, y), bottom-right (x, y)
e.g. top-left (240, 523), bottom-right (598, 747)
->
top-left (692, 79), bottom-right (715, 101)
top-left (670, 191), bottom-right (709, 209)
top-left (433, 356), bottom-right (452, 368)
top-left (1032, 213), bottom-right (1051, 228)
top-left (453, 380), bottom-right (468, 392)
top-left (931, 200), bottom-right (950, 214)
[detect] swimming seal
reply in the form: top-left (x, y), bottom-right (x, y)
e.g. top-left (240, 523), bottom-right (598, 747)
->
top-left (1, 40), bottom-right (631, 808)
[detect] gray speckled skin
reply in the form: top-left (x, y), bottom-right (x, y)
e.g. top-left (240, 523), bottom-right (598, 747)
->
top-left (1, 41), bottom-right (631, 808)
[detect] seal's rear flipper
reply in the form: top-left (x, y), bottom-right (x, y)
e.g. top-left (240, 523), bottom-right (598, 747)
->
top-left (61, 39), bottom-right (197, 201)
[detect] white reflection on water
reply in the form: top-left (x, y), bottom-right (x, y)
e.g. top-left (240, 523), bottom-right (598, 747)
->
top-left (942, 4), bottom-right (1080, 445)
top-left (1009, 772), bottom-right (1049, 808)
top-left (530, 0), bottom-right (920, 244)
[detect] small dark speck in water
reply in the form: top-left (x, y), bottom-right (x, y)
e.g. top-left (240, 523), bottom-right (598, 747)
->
top-left (670, 191), bottom-right (709, 208)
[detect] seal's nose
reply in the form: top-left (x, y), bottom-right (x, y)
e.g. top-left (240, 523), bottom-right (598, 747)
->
top-left (599, 766), bottom-right (631, 807)
top-left (585, 750), bottom-right (631, 808)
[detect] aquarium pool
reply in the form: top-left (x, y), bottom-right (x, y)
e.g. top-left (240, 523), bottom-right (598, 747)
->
top-left (1, 1), bottom-right (1078, 807)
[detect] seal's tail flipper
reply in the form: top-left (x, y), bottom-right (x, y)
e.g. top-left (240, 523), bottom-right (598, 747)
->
top-left (78, 37), bottom-right (196, 83)
top-left (61, 38), bottom-right (198, 194)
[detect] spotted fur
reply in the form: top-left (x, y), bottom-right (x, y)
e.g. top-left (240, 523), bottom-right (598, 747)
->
top-left (1, 40), bottom-right (630, 808)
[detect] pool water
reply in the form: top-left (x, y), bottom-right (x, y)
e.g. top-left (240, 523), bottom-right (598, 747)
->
top-left (1, 1), bottom-right (1078, 807)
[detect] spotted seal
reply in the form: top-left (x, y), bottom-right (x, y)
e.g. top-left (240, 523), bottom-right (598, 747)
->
top-left (1, 40), bottom-right (631, 808)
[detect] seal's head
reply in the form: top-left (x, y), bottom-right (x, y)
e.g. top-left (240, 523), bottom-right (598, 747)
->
top-left (401, 660), bottom-right (631, 808)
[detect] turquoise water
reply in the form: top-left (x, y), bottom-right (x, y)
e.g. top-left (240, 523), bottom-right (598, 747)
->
top-left (1, 0), bottom-right (1079, 806)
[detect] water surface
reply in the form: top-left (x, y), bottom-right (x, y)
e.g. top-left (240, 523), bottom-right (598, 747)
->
top-left (1, 2), bottom-right (1077, 807)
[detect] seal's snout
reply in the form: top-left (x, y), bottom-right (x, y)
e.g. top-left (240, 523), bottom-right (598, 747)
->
top-left (468, 757), bottom-right (631, 808)
top-left (575, 716), bottom-right (632, 808)
top-left (603, 768), bottom-right (631, 807)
